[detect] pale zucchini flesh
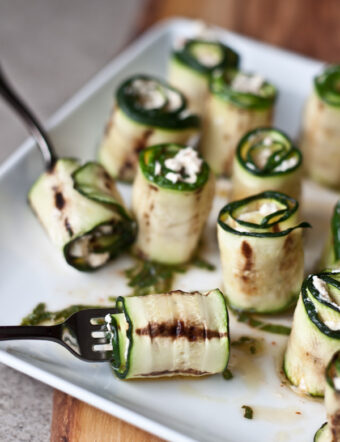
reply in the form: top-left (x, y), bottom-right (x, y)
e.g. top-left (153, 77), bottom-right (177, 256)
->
top-left (201, 69), bottom-right (277, 176)
top-left (169, 39), bottom-right (239, 115)
top-left (107, 289), bottom-right (230, 379)
top-left (132, 143), bottom-right (215, 264)
top-left (217, 191), bottom-right (308, 313)
top-left (232, 127), bottom-right (302, 201)
top-left (320, 200), bottom-right (340, 270)
top-left (98, 75), bottom-right (200, 181)
top-left (301, 66), bottom-right (340, 189)
top-left (284, 273), bottom-right (340, 397)
top-left (28, 159), bottom-right (135, 271)
top-left (314, 351), bottom-right (340, 442)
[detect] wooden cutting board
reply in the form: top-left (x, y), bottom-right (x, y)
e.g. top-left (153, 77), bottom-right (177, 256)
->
top-left (50, 0), bottom-right (339, 440)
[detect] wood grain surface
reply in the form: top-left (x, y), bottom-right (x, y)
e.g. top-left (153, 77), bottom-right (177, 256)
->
top-left (50, 0), bottom-right (340, 441)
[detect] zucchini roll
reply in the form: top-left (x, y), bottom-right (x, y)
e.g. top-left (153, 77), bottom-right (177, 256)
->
top-left (105, 289), bottom-right (229, 379)
top-left (98, 75), bottom-right (200, 182)
top-left (301, 65), bottom-right (340, 189)
top-left (201, 68), bottom-right (277, 176)
top-left (284, 272), bottom-right (340, 397)
top-left (28, 159), bottom-right (135, 271)
top-left (168, 39), bottom-right (240, 115)
top-left (232, 128), bottom-right (303, 200)
top-left (320, 201), bottom-right (340, 270)
top-left (315, 351), bottom-right (340, 442)
top-left (217, 191), bottom-right (308, 313)
top-left (132, 143), bottom-right (215, 264)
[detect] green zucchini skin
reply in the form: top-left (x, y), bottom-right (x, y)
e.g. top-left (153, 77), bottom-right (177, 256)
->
top-left (301, 65), bottom-right (340, 189)
top-left (320, 200), bottom-right (340, 270)
top-left (107, 289), bottom-right (230, 379)
top-left (132, 143), bottom-right (215, 264)
top-left (201, 68), bottom-right (277, 176)
top-left (232, 127), bottom-right (303, 201)
top-left (314, 423), bottom-right (330, 442)
top-left (168, 39), bottom-right (240, 115)
top-left (98, 74), bottom-right (200, 182)
top-left (28, 159), bottom-right (135, 271)
top-left (284, 273), bottom-right (340, 397)
top-left (217, 191), bottom-right (309, 313)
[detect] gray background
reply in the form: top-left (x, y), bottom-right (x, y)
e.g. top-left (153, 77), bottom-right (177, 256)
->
top-left (0, 0), bottom-right (143, 440)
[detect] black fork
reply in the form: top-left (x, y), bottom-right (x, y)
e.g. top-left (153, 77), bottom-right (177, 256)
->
top-left (0, 308), bottom-right (117, 362)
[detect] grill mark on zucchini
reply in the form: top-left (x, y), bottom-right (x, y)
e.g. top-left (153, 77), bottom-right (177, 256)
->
top-left (133, 129), bottom-right (153, 154)
top-left (148, 184), bottom-right (158, 192)
top-left (138, 368), bottom-right (210, 377)
top-left (135, 320), bottom-right (227, 341)
top-left (54, 191), bottom-right (65, 210)
top-left (241, 241), bottom-right (253, 269)
top-left (241, 240), bottom-right (253, 283)
top-left (331, 413), bottom-right (340, 439)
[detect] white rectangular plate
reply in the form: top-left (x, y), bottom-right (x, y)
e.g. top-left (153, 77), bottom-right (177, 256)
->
top-left (0, 18), bottom-right (337, 442)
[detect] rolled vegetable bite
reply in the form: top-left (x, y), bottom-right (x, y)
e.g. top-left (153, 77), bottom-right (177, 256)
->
top-left (301, 65), bottom-right (340, 189)
top-left (0, 68), bottom-right (135, 272)
top-left (29, 160), bottom-right (135, 271)
top-left (320, 200), bottom-right (340, 270)
top-left (217, 191), bottom-right (308, 313)
top-left (232, 128), bottom-right (303, 200)
top-left (106, 289), bottom-right (229, 379)
top-left (284, 272), bottom-right (340, 397)
top-left (169, 39), bottom-right (240, 115)
top-left (314, 351), bottom-right (340, 442)
top-left (132, 143), bottom-right (215, 264)
top-left (98, 75), bottom-right (200, 182)
top-left (201, 68), bottom-right (277, 176)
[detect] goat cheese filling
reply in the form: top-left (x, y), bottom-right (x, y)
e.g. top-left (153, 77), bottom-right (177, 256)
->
top-left (231, 73), bottom-right (265, 95)
top-left (228, 201), bottom-right (280, 232)
top-left (190, 44), bottom-right (223, 67)
top-left (158, 146), bottom-right (203, 184)
top-left (312, 275), bottom-right (340, 330)
top-left (68, 224), bottom-right (112, 268)
top-left (130, 79), bottom-right (181, 111)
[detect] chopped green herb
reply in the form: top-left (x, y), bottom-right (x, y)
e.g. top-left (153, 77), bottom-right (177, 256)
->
top-left (125, 254), bottom-right (214, 297)
top-left (125, 260), bottom-right (186, 296)
top-left (242, 405), bottom-right (253, 419)
top-left (236, 312), bottom-right (291, 336)
top-left (21, 303), bottom-right (104, 326)
top-left (231, 336), bottom-right (261, 354)
top-left (222, 368), bottom-right (233, 380)
top-left (191, 256), bottom-right (215, 271)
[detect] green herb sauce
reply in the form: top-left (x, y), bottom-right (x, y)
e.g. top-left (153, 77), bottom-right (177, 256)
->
top-left (21, 303), bottom-right (105, 326)
top-left (231, 336), bottom-right (261, 354)
top-left (222, 368), bottom-right (234, 380)
top-left (125, 255), bottom-right (215, 297)
top-left (236, 312), bottom-right (291, 336)
top-left (242, 405), bottom-right (254, 419)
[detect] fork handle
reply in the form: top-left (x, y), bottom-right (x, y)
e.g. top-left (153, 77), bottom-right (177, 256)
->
top-left (0, 325), bottom-right (61, 341)
top-left (0, 65), bottom-right (57, 170)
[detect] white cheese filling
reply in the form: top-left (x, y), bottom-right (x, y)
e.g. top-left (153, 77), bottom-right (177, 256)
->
top-left (238, 201), bottom-right (279, 222)
top-left (273, 156), bottom-right (298, 172)
top-left (313, 276), bottom-right (334, 303)
top-left (192, 45), bottom-right (222, 67)
top-left (333, 376), bottom-right (340, 391)
top-left (69, 225), bottom-right (112, 268)
top-left (313, 275), bottom-right (340, 330)
top-left (164, 147), bottom-right (203, 184)
top-left (253, 147), bottom-right (272, 169)
top-left (130, 79), bottom-right (181, 111)
top-left (228, 201), bottom-right (280, 232)
top-left (231, 73), bottom-right (264, 95)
